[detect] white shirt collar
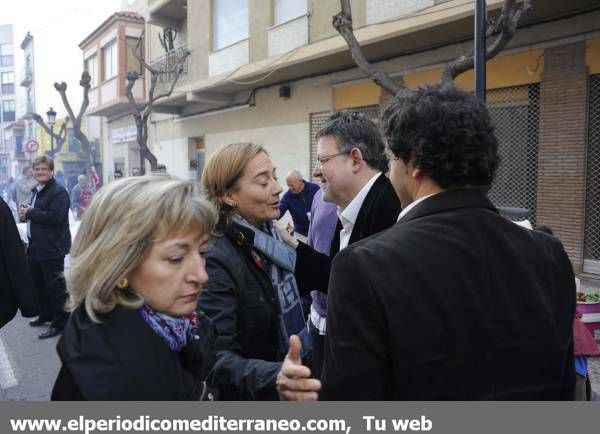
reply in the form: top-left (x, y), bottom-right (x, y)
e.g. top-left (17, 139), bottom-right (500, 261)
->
top-left (338, 172), bottom-right (382, 228)
top-left (397, 193), bottom-right (438, 222)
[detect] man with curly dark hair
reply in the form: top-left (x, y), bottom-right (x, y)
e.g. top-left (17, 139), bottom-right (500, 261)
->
top-left (321, 85), bottom-right (575, 400)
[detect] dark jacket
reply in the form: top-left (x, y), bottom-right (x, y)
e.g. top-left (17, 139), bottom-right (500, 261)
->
top-left (198, 222), bottom-right (286, 400)
top-left (26, 178), bottom-right (71, 261)
top-left (322, 189), bottom-right (575, 400)
top-left (52, 305), bottom-right (217, 400)
top-left (279, 180), bottom-right (320, 236)
top-left (295, 173), bottom-right (401, 293)
top-left (0, 198), bottom-right (39, 329)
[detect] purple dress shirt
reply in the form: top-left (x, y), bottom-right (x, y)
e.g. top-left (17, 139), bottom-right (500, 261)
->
top-left (306, 188), bottom-right (339, 317)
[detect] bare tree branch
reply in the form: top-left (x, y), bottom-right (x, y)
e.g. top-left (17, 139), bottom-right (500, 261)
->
top-left (51, 71), bottom-right (94, 176)
top-left (31, 114), bottom-right (70, 154)
top-left (332, 0), bottom-right (531, 97)
top-left (132, 30), bottom-right (159, 75)
top-left (77, 71), bottom-right (91, 121)
top-left (333, 0), bottom-right (404, 96)
top-left (125, 33), bottom-right (189, 173)
top-left (441, 0), bottom-right (533, 85)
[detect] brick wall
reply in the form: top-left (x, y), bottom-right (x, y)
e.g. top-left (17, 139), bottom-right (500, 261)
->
top-left (537, 42), bottom-right (588, 273)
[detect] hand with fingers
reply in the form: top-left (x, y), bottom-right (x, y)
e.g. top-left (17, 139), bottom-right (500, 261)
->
top-left (275, 221), bottom-right (299, 249)
top-left (276, 335), bottom-right (321, 401)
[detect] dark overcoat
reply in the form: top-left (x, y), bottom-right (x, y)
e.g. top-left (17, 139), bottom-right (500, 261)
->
top-left (26, 178), bottom-right (71, 261)
top-left (322, 189), bottom-right (575, 400)
top-left (0, 198), bottom-right (39, 329)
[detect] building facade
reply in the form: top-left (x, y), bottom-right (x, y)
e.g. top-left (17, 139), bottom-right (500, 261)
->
top-left (144, 0), bottom-right (600, 278)
top-left (79, 11), bottom-right (146, 181)
top-left (0, 24), bottom-right (16, 182)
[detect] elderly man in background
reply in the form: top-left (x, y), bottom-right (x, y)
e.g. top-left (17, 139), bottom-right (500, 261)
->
top-left (18, 156), bottom-right (71, 340)
top-left (278, 170), bottom-right (319, 241)
top-left (71, 174), bottom-right (94, 220)
top-left (15, 166), bottom-right (37, 207)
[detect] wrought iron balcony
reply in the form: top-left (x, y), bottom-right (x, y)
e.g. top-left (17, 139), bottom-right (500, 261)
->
top-left (150, 44), bottom-right (189, 84)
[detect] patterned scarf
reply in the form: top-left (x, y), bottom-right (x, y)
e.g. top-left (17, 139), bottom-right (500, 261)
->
top-left (138, 305), bottom-right (200, 352)
top-left (234, 216), bottom-right (307, 354)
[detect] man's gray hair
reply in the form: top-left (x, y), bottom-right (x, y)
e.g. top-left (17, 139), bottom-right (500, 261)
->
top-left (315, 111), bottom-right (388, 172)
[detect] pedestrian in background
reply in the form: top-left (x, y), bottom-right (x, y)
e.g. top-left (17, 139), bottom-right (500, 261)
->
top-left (278, 170), bottom-right (319, 240)
top-left (15, 166), bottom-right (37, 207)
top-left (18, 156), bottom-right (71, 340)
top-left (70, 174), bottom-right (94, 220)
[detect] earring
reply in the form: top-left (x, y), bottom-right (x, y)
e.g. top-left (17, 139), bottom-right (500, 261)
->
top-left (117, 278), bottom-right (129, 289)
top-left (226, 201), bottom-right (237, 209)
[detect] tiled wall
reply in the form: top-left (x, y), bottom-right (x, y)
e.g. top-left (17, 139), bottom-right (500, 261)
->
top-left (268, 15), bottom-right (308, 58)
top-left (366, 0), bottom-right (434, 25)
top-left (208, 39), bottom-right (250, 76)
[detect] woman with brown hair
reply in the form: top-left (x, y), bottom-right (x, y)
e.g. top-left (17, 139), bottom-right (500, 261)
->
top-left (200, 143), bottom-right (320, 400)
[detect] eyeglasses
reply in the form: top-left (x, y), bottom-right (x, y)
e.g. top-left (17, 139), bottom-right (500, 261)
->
top-left (315, 151), bottom-right (348, 169)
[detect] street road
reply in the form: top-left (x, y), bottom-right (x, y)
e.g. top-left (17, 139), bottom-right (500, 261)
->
top-left (0, 315), bottom-right (60, 401)
top-left (0, 312), bottom-right (599, 401)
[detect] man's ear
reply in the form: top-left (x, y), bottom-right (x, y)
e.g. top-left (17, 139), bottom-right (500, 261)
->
top-left (411, 165), bottom-right (422, 180)
top-left (349, 147), bottom-right (364, 172)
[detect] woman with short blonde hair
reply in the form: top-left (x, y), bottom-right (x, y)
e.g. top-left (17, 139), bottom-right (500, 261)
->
top-left (199, 143), bottom-right (320, 401)
top-left (52, 174), bottom-right (219, 400)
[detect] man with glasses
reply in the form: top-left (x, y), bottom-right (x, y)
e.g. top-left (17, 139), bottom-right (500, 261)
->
top-left (18, 156), bottom-right (71, 340)
top-left (321, 85), bottom-right (575, 400)
top-left (279, 110), bottom-right (401, 378)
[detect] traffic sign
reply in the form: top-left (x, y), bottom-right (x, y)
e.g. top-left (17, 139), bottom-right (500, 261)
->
top-left (25, 139), bottom-right (39, 153)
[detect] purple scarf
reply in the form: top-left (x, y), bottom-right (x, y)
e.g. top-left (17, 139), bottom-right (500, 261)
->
top-left (138, 305), bottom-right (200, 352)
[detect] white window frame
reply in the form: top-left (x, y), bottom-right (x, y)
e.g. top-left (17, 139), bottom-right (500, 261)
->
top-left (1, 71), bottom-right (14, 84)
top-left (212, 0), bottom-right (249, 51)
top-left (103, 40), bottom-right (118, 81)
top-left (274, 0), bottom-right (307, 25)
top-left (85, 53), bottom-right (99, 87)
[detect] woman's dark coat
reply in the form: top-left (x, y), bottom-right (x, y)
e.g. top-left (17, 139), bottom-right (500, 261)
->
top-left (198, 222), bottom-right (287, 400)
top-left (0, 197), bottom-right (39, 329)
top-left (51, 305), bottom-right (217, 400)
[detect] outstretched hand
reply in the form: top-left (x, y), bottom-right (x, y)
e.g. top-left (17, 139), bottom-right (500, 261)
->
top-left (275, 222), bottom-right (299, 249)
top-left (276, 335), bottom-right (321, 401)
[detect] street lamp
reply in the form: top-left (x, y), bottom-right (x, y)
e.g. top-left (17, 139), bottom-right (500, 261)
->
top-left (46, 107), bottom-right (57, 159)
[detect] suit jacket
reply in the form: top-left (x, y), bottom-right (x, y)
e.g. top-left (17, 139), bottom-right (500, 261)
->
top-left (294, 174), bottom-right (401, 293)
top-left (26, 178), bottom-right (71, 261)
top-left (322, 189), bottom-right (575, 400)
top-left (0, 198), bottom-right (39, 329)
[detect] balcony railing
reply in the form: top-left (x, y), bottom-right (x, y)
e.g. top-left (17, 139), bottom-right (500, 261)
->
top-left (150, 44), bottom-right (189, 84)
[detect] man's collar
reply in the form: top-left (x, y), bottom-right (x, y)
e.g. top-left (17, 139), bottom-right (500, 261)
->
top-left (397, 193), bottom-right (438, 222)
top-left (338, 172), bottom-right (382, 226)
top-left (397, 188), bottom-right (497, 224)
